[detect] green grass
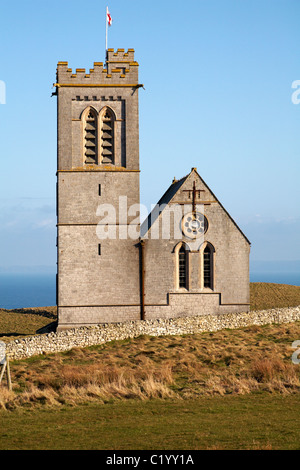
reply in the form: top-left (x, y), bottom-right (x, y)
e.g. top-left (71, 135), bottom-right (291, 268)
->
top-left (0, 394), bottom-right (299, 450)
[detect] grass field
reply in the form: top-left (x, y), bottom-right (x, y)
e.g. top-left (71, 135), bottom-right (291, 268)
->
top-left (0, 282), bottom-right (300, 450)
top-left (250, 282), bottom-right (300, 311)
top-left (1, 321), bottom-right (300, 408)
top-left (0, 306), bottom-right (56, 343)
top-left (1, 395), bottom-right (299, 450)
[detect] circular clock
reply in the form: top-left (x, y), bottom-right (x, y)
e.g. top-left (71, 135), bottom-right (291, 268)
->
top-left (181, 212), bottom-right (208, 239)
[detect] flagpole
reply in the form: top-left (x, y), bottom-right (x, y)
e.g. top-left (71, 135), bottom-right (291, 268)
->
top-left (105, 6), bottom-right (108, 59)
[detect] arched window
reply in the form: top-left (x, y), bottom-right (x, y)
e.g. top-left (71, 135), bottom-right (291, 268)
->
top-left (203, 244), bottom-right (214, 289)
top-left (178, 244), bottom-right (188, 289)
top-left (100, 107), bottom-right (115, 164)
top-left (174, 242), bottom-right (190, 290)
top-left (84, 108), bottom-right (98, 164)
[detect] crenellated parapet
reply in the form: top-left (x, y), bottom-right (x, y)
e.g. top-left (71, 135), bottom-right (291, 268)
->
top-left (55, 48), bottom-right (139, 86)
top-left (55, 47), bottom-right (141, 172)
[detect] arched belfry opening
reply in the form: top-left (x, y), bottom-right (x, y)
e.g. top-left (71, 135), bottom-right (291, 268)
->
top-left (83, 108), bottom-right (98, 164)
top-left (100, 107), bottom-right (115, 165)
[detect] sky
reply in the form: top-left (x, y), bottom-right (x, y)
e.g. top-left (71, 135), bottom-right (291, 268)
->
top-left (0, 0), bottom-right (299, 272)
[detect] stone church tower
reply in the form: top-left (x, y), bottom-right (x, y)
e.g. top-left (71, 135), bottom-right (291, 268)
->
top-left (55, 49), bottom-right (250, 331)
top-left (55, 49), bottom-right (142, 330)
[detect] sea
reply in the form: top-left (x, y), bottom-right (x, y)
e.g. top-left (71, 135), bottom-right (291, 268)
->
top-left (0, 271), bottom-right (299, 310)
top-left (0, 274), bottom-right (56, 310)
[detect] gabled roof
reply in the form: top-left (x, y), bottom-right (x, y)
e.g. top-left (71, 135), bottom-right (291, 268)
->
top-left (140, 173), bottom-right (189, 237)
top-left (140, 168), bottom-right (251, 245)
top-left (193, 168), bottom-right (251, 245)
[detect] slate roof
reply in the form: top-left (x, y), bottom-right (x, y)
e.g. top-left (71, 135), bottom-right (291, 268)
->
top-left (140, 168), bottom-right (251, 245)
top-left (140, 173), bottom-right (189, 237)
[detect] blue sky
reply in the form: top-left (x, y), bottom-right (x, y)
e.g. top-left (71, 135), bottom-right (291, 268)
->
top-left (0, 0), bottom-right (299, 271)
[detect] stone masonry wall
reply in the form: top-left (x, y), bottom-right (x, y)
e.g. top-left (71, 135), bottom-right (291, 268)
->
top-left (6, 306), bottom-right (300, 360)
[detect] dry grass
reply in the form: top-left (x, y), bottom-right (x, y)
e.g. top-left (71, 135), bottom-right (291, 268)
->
top-left (250, 282), bottom-right (300, 311)
top-left (1, 283), bottom-right (299, 409)
top-left (0, 306), bottom-right (57, 343)
top-left (1, 321), bottom-right (299, 410)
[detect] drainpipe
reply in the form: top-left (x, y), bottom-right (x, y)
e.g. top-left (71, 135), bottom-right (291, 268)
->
top-left (140, 239), bottom-right (145, 320)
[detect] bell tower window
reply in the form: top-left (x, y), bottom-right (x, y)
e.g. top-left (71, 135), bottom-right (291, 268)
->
top-left (84, 109), bottom-right (98, 164)
top-left (100, 107), bottom-right (115, 164)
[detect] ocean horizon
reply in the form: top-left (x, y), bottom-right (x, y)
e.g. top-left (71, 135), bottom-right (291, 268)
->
top-left (0, 273), bottom-right (56, 310)
top-left (0, 271), bottom-right (299, 310)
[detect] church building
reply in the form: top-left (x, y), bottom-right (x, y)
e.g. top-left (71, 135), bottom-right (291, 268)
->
top-left (54, 49), bottom-right (250, 331)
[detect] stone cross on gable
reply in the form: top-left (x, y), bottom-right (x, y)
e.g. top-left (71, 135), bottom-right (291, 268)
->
top-left (183, 181), bottom-right (205, 213)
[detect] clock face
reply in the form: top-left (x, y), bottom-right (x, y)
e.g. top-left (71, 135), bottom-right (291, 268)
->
top-left (181, 212), bottom-right (208, 239)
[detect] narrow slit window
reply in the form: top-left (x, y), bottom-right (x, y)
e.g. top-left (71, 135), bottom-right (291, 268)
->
top-left (203, 245), bottom-right (213, 288)
top-left (98, 244), bottom-right (101, 256)
top-left (84, 109), bottom-right (97, 164)
top-left (179, 245), bottom-right (187, 289)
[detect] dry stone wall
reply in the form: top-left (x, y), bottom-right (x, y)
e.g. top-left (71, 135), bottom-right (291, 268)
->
top-left (6, 306), bottom-right (300, 360)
